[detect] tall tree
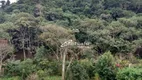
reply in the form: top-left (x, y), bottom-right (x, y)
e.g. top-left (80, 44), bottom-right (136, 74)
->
top-left (6, 0), bottom-right (10, 6)
top-left (0, 0), bottom-right (5, 9)
top-left (39, 24), bottom-right (75, 60)
top-left (8, 12), bottom-right (40, 60)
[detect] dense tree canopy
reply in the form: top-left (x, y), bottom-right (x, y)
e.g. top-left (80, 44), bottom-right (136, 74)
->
top-left (0, 0), bottom-right (141, 55)
top-left (0, 0), bottom-right (142, 80)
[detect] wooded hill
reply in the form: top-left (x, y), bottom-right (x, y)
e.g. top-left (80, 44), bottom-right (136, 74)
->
top-left (0, 0), bottom-right (142, 55)
top-left (0, 0), bottom-right (142, 80)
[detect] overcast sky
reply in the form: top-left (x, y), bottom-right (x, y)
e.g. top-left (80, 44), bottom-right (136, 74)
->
top-left (0, 0), bottom-right (17, 7)
top-left (9, 0), bottom-right (17, 3)
top-left (0, 0), bottom-right (17, 3)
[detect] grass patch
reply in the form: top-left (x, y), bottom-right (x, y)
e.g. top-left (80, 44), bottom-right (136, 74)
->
top-left (0, 76), bottom-right (21, 80)
top-left (0, 76), bottom-right (61, 80)
top-left (43, 76), bottom-right (62, 80)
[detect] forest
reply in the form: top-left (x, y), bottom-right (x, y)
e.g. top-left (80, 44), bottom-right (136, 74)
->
top-left (0, 0), bottom-right (142, 80)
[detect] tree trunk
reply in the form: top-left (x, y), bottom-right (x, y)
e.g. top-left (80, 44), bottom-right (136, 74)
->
top-left (62, 48), bottom-right (67, 80)
top-left (23, 48), bottom-right (26, 60)
top-left (22, 37), bottom-right (26, 60)
top-left (22, 39), bottom-right (26, 60)
top-left (0, 62), bottom-right (2, 76)
top-left (66, 57), bottom-right (73, 72)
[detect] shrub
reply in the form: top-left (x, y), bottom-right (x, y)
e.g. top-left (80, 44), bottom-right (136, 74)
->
top-left (4, 60), bottom-right (21, 76)
top-left (94, 51), bottom-right (116, 80)
top-left (35, 59), bottom-right (49, 70)
top-left (35, 60), bottom-right (62, 79)
top-left (35, 46), bottom-right (48, 60)
top-left (4, 59), bottom-right (36, 79)
top-left (46, 61), bottom-right (62, 76)
top-left (35, 59), bottom-right (62, 76)
top-left (94, 73), bottom-right (101, 80)
top-left (66, 61), bottom-right (89, 80)
top-left (116, 67), bottom-right (142, 80)
top-left (79, 59), bottom-right (94, 78)
top-left (37, 70), bottom-right (47, 78)
top-left (119, 60), bottom-right (130, 67)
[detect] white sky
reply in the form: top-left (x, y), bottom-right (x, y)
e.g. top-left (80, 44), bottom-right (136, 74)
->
top-left (0, 0), bottom-right (17, 7)
top-left (9, 0), bottom-right (17, 3)
top-left (0, 0), bottom-right (17, 3)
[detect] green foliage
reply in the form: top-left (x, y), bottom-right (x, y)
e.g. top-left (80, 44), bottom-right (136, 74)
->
top-left (1, 0), bottom-right (142, 55)
top-left (46, 61), bottom-right (62, 76)
top-left (0, 30), bottom-right (10, 39)
top-left (0, 76), bottom-right (21, 80)
top-left (74, 16), bottom-right (142, 54)
top-left (7, 12), bottom-right (41, 54)
top-left (35, 59), bottom-right (49, 70)
top-left (4, 59), bottom-right (61, 79)
top-left (66, 61), bottom-right (89, 80)
top-left (35, 46), bottom-right (48, 60)
top-left (0, 76), bottom-right (62, 80)
top-left (37, 70), bottom-right (47, 78)
top-left (0, 0), bottom-right (142, 79)
top-left (0, 22), bottom-right (16, 30)
top-left (94, 51), bottom-right (116, 80)
top-left (79, 59), bottom-right (94, 78)
top-left (35, 59), bottom-right (62, 76)
top-left (0, 22), bottom-right (16, 39)
top-left (13, 12), bottom-right (38, 27)
top-left (4, 59), bottom-right (36, 79)
top-left (94, 73), bottom-right (101, 80)
top-left (116, 67), bottom-right (142, 80)
top-left (43, 76), bottom-right (61, 80)
top-left (0, 12), bottom-right (6, 23)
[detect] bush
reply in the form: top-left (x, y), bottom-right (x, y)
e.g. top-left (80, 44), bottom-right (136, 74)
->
top-left (4, 59), bottom-right (36, 79)
top-left (94, 73), bottom-right (101, 80)
top-left (119, 60), bottom-right (130, 67)
top-left (35, 59), bottom-right (49, 70)
top-left (116, 67), bottom-right (142, 80)
top-left (33, 59), bottom-right (62, 79)
top-left (37, 70), bottom-right (47, 78)
top-left (66, 61), bottom-right (89, 80)
top-left (35, 46), bottom-right (48, 60)
top-left (47, 61), bottom-right (62, 76)
top-left (79, 59), bottom-right (94, 78)
top-left (35, 59), bottom-right (62, 76)
top-left (94, 51), bottom-right (116, 80)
